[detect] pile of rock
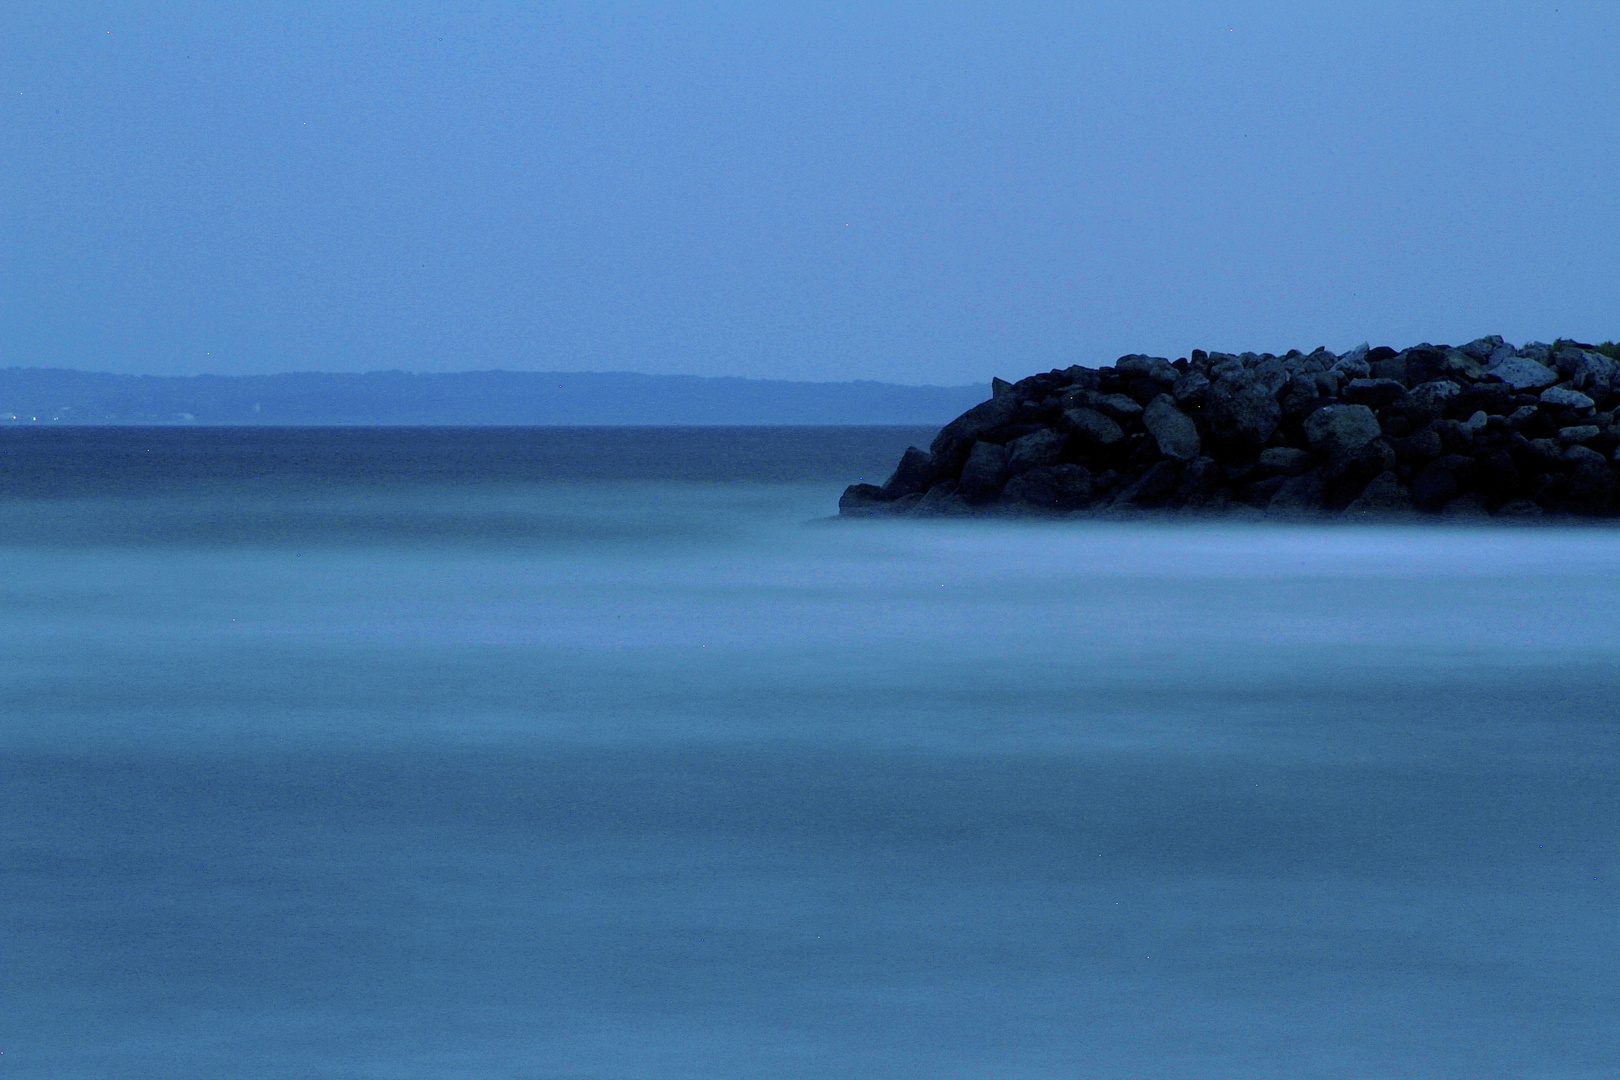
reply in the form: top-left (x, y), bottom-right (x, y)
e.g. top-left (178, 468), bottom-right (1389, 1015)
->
top-left (840, 337), bottom-right (1620, 520)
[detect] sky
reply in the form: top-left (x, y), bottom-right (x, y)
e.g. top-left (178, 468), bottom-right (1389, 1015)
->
top-left (3, 1), bottom-right (1617, 384)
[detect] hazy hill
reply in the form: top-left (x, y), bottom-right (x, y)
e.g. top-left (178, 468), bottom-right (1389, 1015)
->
top-left (0, 369), bottom-right (989, 426)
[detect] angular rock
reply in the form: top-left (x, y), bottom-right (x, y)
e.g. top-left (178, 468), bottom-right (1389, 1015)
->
top-left (1063, 407), bottom-right (1125, 446)
top-left (1268, 470), bottom-right (1326, 515)
top-left (1090, 392), bottom-right (1145, 420)
top-left (929, 396), bottom-right (1018, 467)
top-left (1440, 492), bottom-right (1492, 519)
top-left (1142, 395), bottom-right (1201, 461)
top-left (1540, 385), bottom-right (1596, 411)
top-left (1341, 378), bottom-right (1407, 409)
top-left (912, 481), bottom-right (971, 517)
top-left (1342, 471), bottom-right (1415, 518)
top-left (957, 441), bottom-right (1010, 501)
top-left (1113, 460), bottom-right (1179, 507)
top-left (1171, 370), bottom-right (1210, 405)
top-left (1489, 356), bottom-right (1560, 391)
top-left (1002, 464), bottom-right (1093, 509)
top-left (1303, 404), bottom-right (1382, 457)
top-left (1494, 498), bottom-right (1545, 518)
top-left (1323, 439), bottom-right (1397, 507)
top-left (880, 446), bottom-right (936, 499)
top-left (1389, 381), bottom-right (1462, 427)
top-left (838, 483), bottom-right (889, 516)
top-left (1205, 374), bottom-right (1282, 447)
top-left (1559, 425), bottom-right (1601, 446)
top-left (1005, 428), bottom-right (1066, 474)
top-left (1257, 446), bottom-right (1316, 476)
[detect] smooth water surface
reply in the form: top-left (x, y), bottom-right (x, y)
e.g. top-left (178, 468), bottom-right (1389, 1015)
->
top-left (3, 429), bottom-right (1618, 1078)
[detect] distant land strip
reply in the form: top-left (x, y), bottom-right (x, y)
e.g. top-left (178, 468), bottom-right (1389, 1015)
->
top-left (0, 369), bottom-right (990, 427)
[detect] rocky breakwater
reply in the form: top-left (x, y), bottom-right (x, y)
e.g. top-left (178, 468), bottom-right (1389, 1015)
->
top-left (840, 337), bottom-right (1620, 520)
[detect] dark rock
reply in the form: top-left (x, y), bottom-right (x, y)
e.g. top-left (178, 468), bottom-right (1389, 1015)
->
top-left (1389, 381), bottom-right (1462, 427)
top-left (991, 377), bottom-right (1015, 399)
top-left (930, 396), bottom-right (1018, 468)
top-left (1341, 378), bottom-right (1407, 409)
top-left (1114, 460), bottom-right (1179, 507)
top-left (1451, 382), bottom-right (1515, 417)
top-left (1175, 456), bottom-right (1222, 504)
top-left (880, 446), bottom-right (936, 499)
top-left (1257, 446), bottom-right (1316, 476)
top-left (1205, 374), bottom-right (1282, 447)
top-left (1411, 455), bottom-right (1472, 508)
top-left (1171, 370), bottom-right (1210, 405)
top-left (1063, 407), bottom-right (1125, 446)
top-left (1303, 404), bottom-right (1382, 457)
top-left (1494, 498), bottom-right (1544, 518)
top-left (1245, 474), bottom-right (1288, 507)
top-left (1323, 439), bottom-right (1397, 507)
top-left (957, 441), bottom-right (1010, 501)
top-left (1559, 425), bottom-right (1601, 446)
top-left (1440, 492), bottom-right (1492, 519)
top-left (1389, 426), bottom-right (1444, 465)
top-left (1002, 464), bottom-right (1093, 509)
top-left (1005, 428), bottom-right (1067, 474)
top-left (1142, 395), bottom-right (1201, 461)
top-left (839, 483), bottom-right (890, 515)
top-left (1342, 471), bottom-right (1416, 518)
top-left (912, 481), bottom-right (971, 517)
top-left (1090, 392), bottom-right (1145, 421)
top-left (1268, 470), bottom-right (1326, 515)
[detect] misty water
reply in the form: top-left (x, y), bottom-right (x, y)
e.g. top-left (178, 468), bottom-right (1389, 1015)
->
top-left (4, 428), bottom-right (1619, 1079)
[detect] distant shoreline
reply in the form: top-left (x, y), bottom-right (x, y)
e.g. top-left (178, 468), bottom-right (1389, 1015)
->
top-left (0, 369), bottom-right (987, 427)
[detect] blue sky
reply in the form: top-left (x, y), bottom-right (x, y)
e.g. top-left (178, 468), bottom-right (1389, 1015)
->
top-left (3, 1), bottom-right (1616, 382)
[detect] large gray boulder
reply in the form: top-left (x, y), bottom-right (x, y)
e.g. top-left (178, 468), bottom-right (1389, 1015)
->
top-left (1205, 374), bottom-right (1281, 447)
top-left (1142, 395), bottom-right (1201, 460)
top-left (1489, 356), bottom-right (1559, 391)
top-left (1540, 385), bottom-right (1596, 411)
top-left (1303, 404), bottom-right (1382, 457)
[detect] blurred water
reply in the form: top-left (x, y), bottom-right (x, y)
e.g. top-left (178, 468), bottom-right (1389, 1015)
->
top-left (3, 430), bottom-right (1619, 1078)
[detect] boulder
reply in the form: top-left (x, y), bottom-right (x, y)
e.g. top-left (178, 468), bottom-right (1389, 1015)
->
top-left (1258, 446), bottom-right (1317, 476)
top-left (1340, 378), bottom-right (1407, 409)
top-left (1142, 395), bottom-right (1201, 461)
top-left (929, 396), bottom-right (1018, 466)
top-left (1489, 356), bottom-right (1560, 391)
top-left (1063, 407), bottom-right (1125, 446)
top-left (1113, 460), bottom-right (1179, 507)
top-left (1540, 385), bottom-right (1596, 412)
top-left (1303, 404), bottom-right (1382, 457)
top-left (880, 446), bottom-right (936, 499)
top-left (1005, 428), bottom-right (1066, 474)
top-left (1268, 470), bottom-right (1326, 515)
top-left (1002, 464), bottom-right (1093, 509)
top-left (1205, 374), bottom-right (1282, 447)
top-left (1342, 471), bottom-right (1416, 518)
top-left (957, 441), bottom-right (1010, 501)
top-left (1389, 381), bottom-right (1462, 427)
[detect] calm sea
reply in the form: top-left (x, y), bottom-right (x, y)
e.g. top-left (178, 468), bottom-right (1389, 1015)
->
top-left (4, 427), bottom-right (1618, 1079)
